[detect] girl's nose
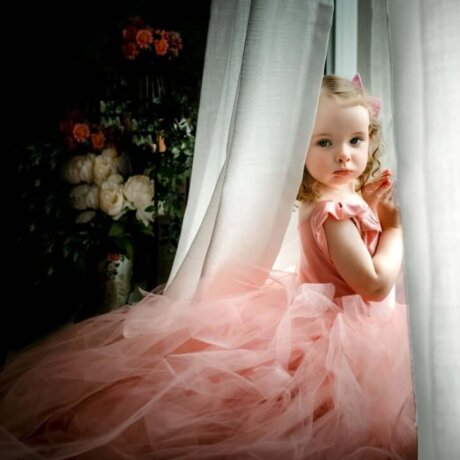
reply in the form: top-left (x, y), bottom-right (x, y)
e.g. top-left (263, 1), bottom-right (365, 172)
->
top-left (336, 145), bottom-right (351, 163)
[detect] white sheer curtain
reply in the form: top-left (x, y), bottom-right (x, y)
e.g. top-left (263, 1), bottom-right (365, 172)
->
top-left (165, 1), bottom-right (460, 456)
top-left (163, 0), bottom-right (460, 456)
top-left (386, 1), bottom-right (460, 459)
top-left (357, 0), bottom-right (397, 172)
top-left (166, 0), bottom-right (334, 299)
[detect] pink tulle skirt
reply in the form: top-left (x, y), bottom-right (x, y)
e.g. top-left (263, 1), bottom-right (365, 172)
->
top-left (0, 271), bottom-right (417, 459)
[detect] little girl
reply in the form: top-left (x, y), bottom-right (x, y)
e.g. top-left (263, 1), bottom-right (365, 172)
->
top-left (0, 75), bottom-right (417, 460)
top-left (298, 74), bottom-right (403, 302)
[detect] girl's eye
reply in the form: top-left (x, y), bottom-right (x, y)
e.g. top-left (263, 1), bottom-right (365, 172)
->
top-left (317, 139), bottom-right (332, 147)
top-left (350, 137), bottom-right (363, 145)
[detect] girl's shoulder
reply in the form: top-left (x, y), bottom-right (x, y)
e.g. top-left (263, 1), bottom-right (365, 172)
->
top-left (298, 198), bottom-right (374, 226)
top-left (297, 200), bottom-right (318, 222)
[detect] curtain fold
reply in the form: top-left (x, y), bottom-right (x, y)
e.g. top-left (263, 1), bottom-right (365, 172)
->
top-left (165, 0), bottom-right (252, 298)
top-left (166, 0), bottom-right (334, 298)
top-left (386, 1), bottom-right (460, 458)
top-left (357, 0), bottom-right (397, 172)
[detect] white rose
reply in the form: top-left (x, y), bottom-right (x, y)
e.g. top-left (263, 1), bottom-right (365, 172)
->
top-left (104, 174), bottom-right (124, 186)
top-left (123, 175), bottom-right (155, 226)
top-left (101, 147), bottom-right (118, 159)
top-left (69, 184), bottom-right (99, 210)
top-left (79, 153), bottom-right (96, 183)
top-left (93, 153), bottom-right (119, 186)
top-left (64, 154), bottom-right (95, 184)
top-left (123, 175), bottom-right (154, 208)
top-left (85, 185), bottom-right (99, 209)
top-left (99, 180), bottom-right (126, 218)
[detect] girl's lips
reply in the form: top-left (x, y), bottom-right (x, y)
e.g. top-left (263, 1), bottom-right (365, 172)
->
top-left (333, 170), bottom-right (352, 175)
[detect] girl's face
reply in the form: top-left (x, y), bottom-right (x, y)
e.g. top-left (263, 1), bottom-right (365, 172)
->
top-left (306, 96), bottom-right (370, 193)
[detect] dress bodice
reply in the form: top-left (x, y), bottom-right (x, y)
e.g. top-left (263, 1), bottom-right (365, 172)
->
top-left (298, 200), bottom-right (381, 298)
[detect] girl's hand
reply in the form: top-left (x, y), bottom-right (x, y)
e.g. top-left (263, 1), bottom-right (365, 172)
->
top-left (361, 169), bottom-right (392, 213)
top-left (377, 185), bottom-right (401, 230)
top-left (362, 169), bottom-right (401, 230)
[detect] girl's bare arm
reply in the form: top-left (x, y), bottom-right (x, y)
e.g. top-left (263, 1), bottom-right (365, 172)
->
top-left (323, 209), bottom-right (403, 302)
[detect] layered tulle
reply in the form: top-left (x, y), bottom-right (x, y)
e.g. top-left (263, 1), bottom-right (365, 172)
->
top-left (0, 270), bottom-right (415, 460)
top-left (0, 201), bottom-right (417, 459)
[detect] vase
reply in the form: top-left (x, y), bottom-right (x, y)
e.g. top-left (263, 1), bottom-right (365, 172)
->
top-left (99, 252), bottom-right (133, 312)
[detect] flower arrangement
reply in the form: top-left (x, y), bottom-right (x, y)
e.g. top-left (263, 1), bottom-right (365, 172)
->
top-left (121, 17), bottom-right (183, 61)
top-left (61, 110), bottom-right (154, 223)
top-left (58, 93), bottom-right (196, 260)
top-left (14, 16), bottom-right (199, 315)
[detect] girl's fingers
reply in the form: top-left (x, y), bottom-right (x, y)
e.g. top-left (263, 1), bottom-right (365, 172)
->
top-left (364, 178), bottom-right (385, 192)
top-left (381, 168), bottom-right (392, 176)
top-left (366, 179), bottom-right (393, 204)
top-left (366, 170), bottom-right (392, 189)
top-left (375, 178), bottom-right (392, 196)
top-left (378, 169), bottom-right (392, 180)
top-left (375, 169), bottom-right (392, 180)
top-left (362, 171), bottom-right (395, 206)
top-left (381, 184), bottom-right (396, 202)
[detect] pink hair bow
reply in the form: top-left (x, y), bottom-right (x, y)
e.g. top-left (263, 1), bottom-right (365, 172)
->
top-left (352, 73), bottom-right (382, 120)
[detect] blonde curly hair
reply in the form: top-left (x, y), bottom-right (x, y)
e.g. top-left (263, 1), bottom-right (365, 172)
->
top-left (297, 75), bottom-right (382, 202)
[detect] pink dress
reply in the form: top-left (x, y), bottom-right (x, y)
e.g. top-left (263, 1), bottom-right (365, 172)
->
top-left (0, 201), bottom-right (417, 459)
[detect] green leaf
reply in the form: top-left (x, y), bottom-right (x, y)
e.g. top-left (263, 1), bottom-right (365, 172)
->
top-left (108, 222), bottom-right (126, 238)
top-left (139, 224), bottom-right (154, 236)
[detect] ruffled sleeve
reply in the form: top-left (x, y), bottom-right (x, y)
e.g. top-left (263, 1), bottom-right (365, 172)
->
top-left (309, 201), bottom-right (382, 257)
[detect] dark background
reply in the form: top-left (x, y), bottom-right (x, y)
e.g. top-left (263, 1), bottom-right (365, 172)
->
top-left (6, 1), bottom-right (211, 146)
top-left (4, 1), bottom-right (211, 362)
